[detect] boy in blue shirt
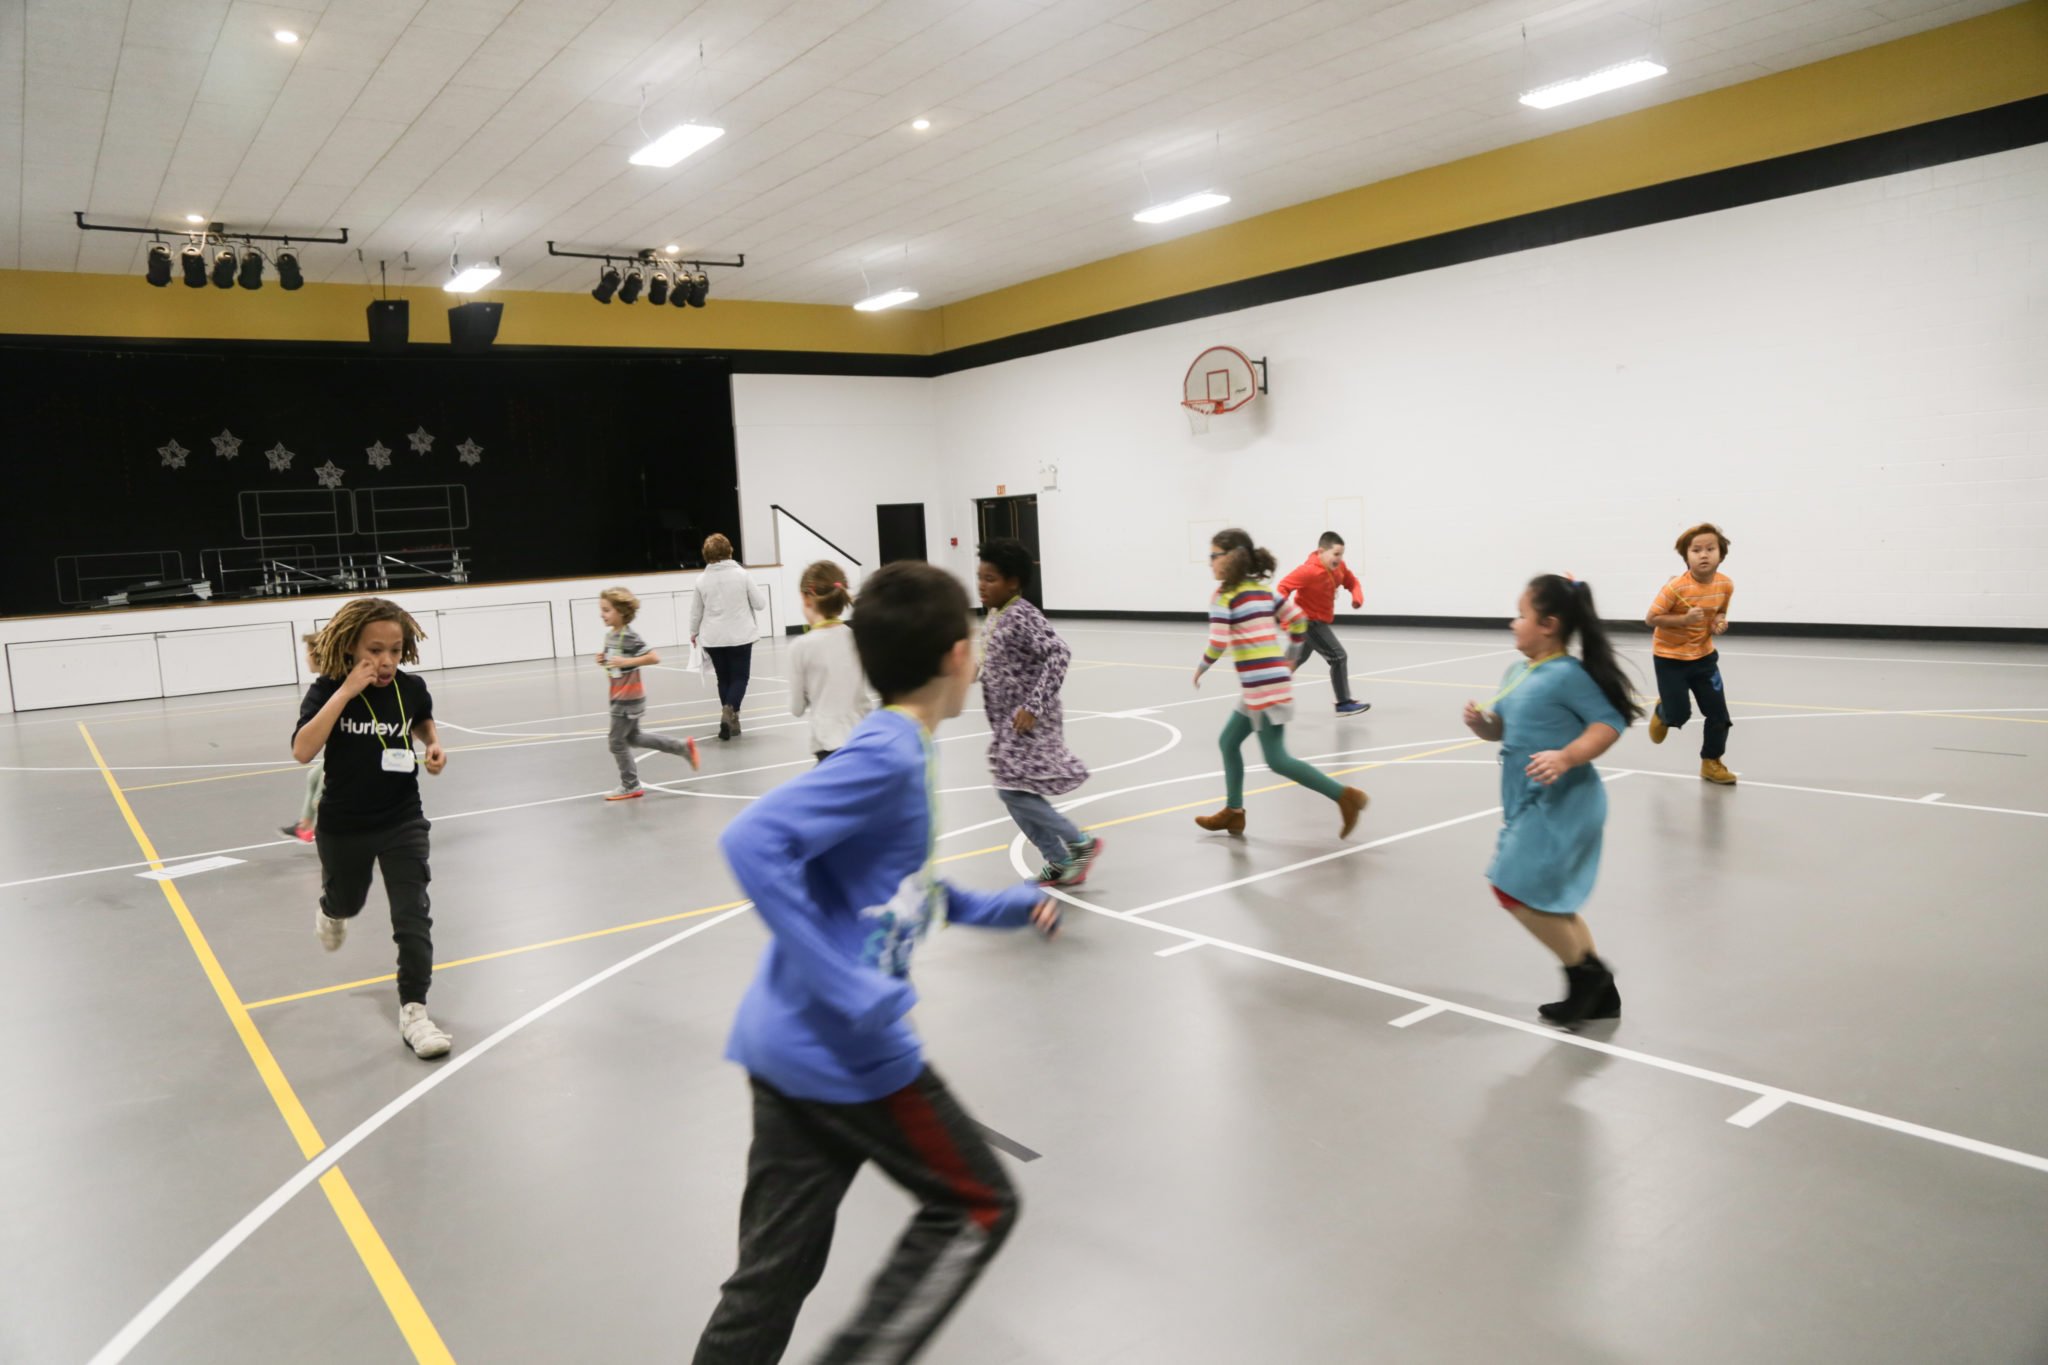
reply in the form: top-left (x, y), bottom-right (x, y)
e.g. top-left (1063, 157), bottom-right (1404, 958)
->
top-left (695, 561), bottom-right (1060, 1365)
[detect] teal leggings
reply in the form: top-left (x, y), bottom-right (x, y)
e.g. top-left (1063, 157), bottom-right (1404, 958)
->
top-left (1220, 711), bottom-right (1343, 808)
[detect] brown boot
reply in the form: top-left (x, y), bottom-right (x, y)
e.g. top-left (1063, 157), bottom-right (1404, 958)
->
top-left (1701, 758), bottom-right (1736, 785)
top-left (1337, 786), bottom-right (1369, 838)
top-left (1194, 807), bottom-right (1246, 836)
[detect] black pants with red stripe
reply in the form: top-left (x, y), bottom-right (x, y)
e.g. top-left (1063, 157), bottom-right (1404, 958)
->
top-left (694, 1068), bottom-right (1020, 1365)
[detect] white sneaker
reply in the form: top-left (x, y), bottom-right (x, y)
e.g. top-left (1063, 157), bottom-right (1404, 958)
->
top-left (399, 1003), bottom-right (452, 1059)
top-left (317, 908), bottom-right (347, 952)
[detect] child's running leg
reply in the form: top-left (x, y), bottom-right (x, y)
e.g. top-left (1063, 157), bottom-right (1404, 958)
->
top-left (809, 1068), bottom-right (1020, 1365)
top-left (626, 719), bottom-right (702, 769)
top-left (300, 761), bottom-right (323, 828)
top-left (376, 819), bottom-right (434, 1005)
top-left (1689, 656), bottom-right (1733, 760)
top-left (996, 789), bottom-right (1079, 869)
top-left (1197, 712), bottom-right (1254, 833)
top-left (694, 1079), bottom-right (864, 1365)
top-left (313, 826), bottom-right (377, 950)
top-left (1651, 656), bottom-right (1693, 732)
top-left (608, 710), bottom-right (642, 790)
top-left (1251, 723), bottom-right (1342, 799)
top-left (1305, 621), bottom-right (1354, 705)
top-left (1497, 890), bottom-right (1618, 1025)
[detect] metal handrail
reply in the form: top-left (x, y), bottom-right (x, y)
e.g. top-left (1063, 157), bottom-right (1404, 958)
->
top-left (770, 505), bottom-right (862, 566)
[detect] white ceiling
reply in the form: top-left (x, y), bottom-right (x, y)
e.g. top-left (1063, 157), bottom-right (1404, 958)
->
top-left (0, 0), bottom-right (2016, 309)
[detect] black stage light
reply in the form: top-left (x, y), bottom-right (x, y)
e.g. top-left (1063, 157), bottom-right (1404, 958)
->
top-left (237, 248), bottom-right (265, 290)
top-left (592, 263), bottom-right (620, 303)
top-left (647, 270), bottom-right (669, 306)
top-left (670, 271), bottom-right (690, 307)
top-left (618, 266), bottom-right (643, 304)
top-left (181, 244), bottom-right (208, 287)
top-left (276, 248), bottom-right (303, 290)
top-left (145, 243), bottom-right (172, 287)
top-left (211, 248), bottom-right (237, 288)
top-left (685, 270), bottom-right (709, 307)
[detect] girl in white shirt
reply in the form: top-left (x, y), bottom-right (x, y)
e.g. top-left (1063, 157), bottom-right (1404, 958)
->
top-left (690, 532), bottom-right (768, 740)
top-left (789, 560), bottom-right (874, 762)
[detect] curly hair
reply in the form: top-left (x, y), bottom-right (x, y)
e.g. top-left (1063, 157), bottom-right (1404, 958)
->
top-left (599, 586), bottom-right (640, 624)
top-left (975, 538), bottom-right (1034, 589)
top-left (308, 598), bottom-right (425, 679)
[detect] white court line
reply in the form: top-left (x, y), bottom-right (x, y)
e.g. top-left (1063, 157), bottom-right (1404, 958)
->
top-left (84, 906), bottom-right (752, 1365)
top-left (1920, 793), bottom-right (1945, 803)
top-left (1154, 939), bottom-right (1206, 958)
top-left (1121, 804), bottom-right (1508, 919)
top-left (1009, 842), bottom-right (2048, 1179)
top-left (1728, 1093), bottom-right (1791, 1128)
top-left (136, 857), bottom-right (244, 881)
top-left (1387, 1003), bottom-right (1446, 1028)
top-left (1736, 707), bottom-right (2048, 724)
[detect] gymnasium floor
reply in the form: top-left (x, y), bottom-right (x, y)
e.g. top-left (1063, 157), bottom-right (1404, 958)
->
top-left (2, 621), bottom-right (2045, 1364)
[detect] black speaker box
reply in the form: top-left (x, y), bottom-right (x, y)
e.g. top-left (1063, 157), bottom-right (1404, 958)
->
top-left (447, 302), bottom-right (504, 352)
top-left (366, 300), bottom-right (409, 350)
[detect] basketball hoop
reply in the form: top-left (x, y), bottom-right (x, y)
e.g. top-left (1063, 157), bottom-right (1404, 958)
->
top-left (1180, 345), bottom-right (1266, 435)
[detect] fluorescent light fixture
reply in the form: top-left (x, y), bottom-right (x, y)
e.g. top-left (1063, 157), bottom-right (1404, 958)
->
top-left (853, 288), bottom-right (919, 312)
top-left (911, 118), bottom-right (931, 131)
top-left (1133, 191), bottom-right (1229, 224)
top-left (184, 212), bottom-right (206, 224)
top-left (629, 123), bottom-right (725, 168)
top-left (1518, 58), bottom-right (1666, 110)
top-left (274, 29), bottom-right (299, 43)
top-left (444, 263), bottom-right (501, 293)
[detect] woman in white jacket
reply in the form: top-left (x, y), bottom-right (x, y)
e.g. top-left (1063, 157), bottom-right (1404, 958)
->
top-left (691, 533), bottom-right (768, 740)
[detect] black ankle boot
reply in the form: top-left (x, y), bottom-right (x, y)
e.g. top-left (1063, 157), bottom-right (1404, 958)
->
top-left (1582, 953), bottom-right (1621, 1020)
top-left (1538, 954), bottom-right (1616, 1026)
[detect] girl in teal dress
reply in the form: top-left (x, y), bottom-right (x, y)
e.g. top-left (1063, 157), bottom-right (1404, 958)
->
top-left (1462, 575), bottom-right (1641, 1026)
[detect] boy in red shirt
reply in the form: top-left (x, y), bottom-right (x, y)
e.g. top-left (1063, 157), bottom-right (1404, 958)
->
top-left (1277, 532), bottom-right (1369, 717)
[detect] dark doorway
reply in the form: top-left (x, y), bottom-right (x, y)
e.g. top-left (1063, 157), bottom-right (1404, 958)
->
top-left (876, 503), bottom-right (927, 564)
top-left (974, 494), bottom-right (1042, 608)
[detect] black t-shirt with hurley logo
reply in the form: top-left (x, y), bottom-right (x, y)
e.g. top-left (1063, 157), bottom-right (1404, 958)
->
top-left (293, 670), bottom-right (435, 834)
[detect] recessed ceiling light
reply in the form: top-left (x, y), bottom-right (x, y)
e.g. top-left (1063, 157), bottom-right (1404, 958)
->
top-left (854, 288), bottom-right (919, 312)
top-left (665, 243), bottom-right (680, 253)
top-left (185, 213), bottom-right (206, 224)
top-left (911, 118), bottom-right (931, 131)
top-left (1133, 191), bottom-right (1230, 224)
top-left (629, 123), bottom-right (725, 168)
top-left (274, 29), bottom-right (299, 44)
top-left (1519, 58), bottom-right (1666, 110)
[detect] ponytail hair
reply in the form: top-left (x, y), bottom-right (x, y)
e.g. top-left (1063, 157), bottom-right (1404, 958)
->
top-left (1526, 575), bottom-right (1641, 724)
top-left (800, 559), bottom-right (852, 618)
top-left (1211, 527), bottom-right (1277, 586)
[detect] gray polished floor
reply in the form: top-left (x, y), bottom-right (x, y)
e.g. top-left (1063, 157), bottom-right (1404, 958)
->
top-left (2, 622), bottom-right (2044, 1364)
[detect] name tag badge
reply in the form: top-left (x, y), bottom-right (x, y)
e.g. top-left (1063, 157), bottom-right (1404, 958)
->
top-left (381, 747), bottom-right (417, 774)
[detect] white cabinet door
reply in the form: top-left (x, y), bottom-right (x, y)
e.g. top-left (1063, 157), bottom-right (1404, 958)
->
top-left (435, 601), bottom-right (554, 669)
top-left (157, 622), bottom-right (300, 698)
top-left (6, 634), bottom-right (162, 711)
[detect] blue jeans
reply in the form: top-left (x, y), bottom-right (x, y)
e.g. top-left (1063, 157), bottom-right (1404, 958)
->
top-left (997, 789), bottom-right (1083, 867)
top-left (706, 643), bottom-right (754, 713)
top-left (1653, 651), bottom-right (1732, 759)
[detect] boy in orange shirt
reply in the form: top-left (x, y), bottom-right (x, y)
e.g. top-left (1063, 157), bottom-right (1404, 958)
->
top-left (1645, 523), bottom-right (1736, 784)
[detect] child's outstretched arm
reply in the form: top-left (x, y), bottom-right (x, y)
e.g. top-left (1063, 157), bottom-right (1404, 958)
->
top-left (942, 880), bottom-right (1061, 936)
top-left (718, 759), bottom-right (913, 1031)
top-left (1341, 561), bottom-right (1363, 608)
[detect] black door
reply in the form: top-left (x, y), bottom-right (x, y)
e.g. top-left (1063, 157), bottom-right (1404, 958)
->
top-left (876, 503), bottom-right (927, 564)
top-left (974, 494), bottom-right (1042, 608)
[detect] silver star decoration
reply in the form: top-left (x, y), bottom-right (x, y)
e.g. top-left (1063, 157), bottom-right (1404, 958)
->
top-left (158, 439), bottom-right (189, 469)
top-left (407, 426), bottom-right (434, 454)
top-left (212, 429), bottom-right (243, 460)
top-left (365, 440), bottom-right (393, 470)
top-left (456, 438), bottom-right (483, 466)
top-left (314, 460), bottom-right (345, 489)
top-left (264, 442), bottom-right (295, 471)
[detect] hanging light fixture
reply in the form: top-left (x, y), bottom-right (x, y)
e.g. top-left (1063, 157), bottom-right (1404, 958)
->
top-left (145, 242), bottom-right (173, 287)
top-left (592, 262), bottom-right (621, 303)
top-left (647, 270), bottom-right (670, 306)
top-left (618, 265), bottom-right (644, 304)
top-left (211, 247), bottom-right (237, 288)
top-left (180, 242), bottom-right (208, 287)
top-left (276, 247), bottom-right (304, 290)
top-left (237, 247), bottom-right (266, 290)
top-left (685, 270), bottom-right (709, 307)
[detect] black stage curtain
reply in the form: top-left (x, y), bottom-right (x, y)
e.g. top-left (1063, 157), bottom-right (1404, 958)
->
top-left (0, 342), bottom-right (739, 616)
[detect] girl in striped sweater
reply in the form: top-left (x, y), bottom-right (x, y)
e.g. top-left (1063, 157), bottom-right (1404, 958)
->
top-left (1193, 528), bottom-right (1370, 839)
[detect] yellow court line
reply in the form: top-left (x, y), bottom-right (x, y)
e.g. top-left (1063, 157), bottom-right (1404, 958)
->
top-left (244, 900), bottom-right (748, 1010)
top-left (77, 723), bottom-right (455, 1364)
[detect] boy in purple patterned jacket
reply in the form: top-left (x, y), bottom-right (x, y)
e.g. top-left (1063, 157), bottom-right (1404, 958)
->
top-left (975, 539), bottom-right (1104, 886)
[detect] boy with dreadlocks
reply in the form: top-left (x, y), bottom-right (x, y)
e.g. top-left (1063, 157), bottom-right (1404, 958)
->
top-left (292, 597), bottom-right (453, 1058)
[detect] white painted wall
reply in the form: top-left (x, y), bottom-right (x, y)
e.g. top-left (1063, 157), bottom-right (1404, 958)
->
top-left (732, 374), bottom-right (943, 630)
top-left (931, 142), bottom-right (2048, 630)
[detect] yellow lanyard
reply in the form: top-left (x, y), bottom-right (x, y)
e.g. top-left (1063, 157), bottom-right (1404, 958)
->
top-left (1486, 651), bottom-right (1566, 708)
top-left (883, 705), bottom-right (945, 930)
top-left (358, 677), bottom-right (409, 750)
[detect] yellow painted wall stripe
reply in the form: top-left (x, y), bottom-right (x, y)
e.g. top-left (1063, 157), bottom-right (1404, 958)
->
top-left (78, 722), bottom-right (456, 1363)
